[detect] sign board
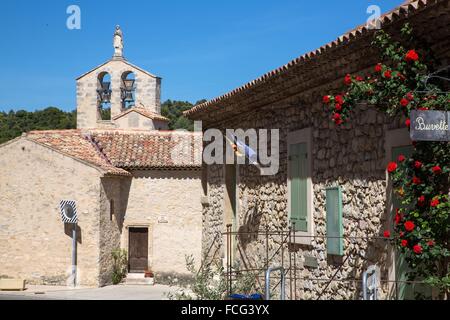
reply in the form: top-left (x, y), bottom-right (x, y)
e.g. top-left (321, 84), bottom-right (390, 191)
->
top-left (410, 110), bottom-right (449, 141)
top-left (59, 200), bottom-right (78, 224)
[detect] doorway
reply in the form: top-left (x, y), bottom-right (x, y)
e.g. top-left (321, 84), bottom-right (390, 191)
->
top-left (128, 227), bottom-right (148, 272)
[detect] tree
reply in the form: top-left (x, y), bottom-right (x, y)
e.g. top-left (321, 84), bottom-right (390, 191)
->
top-left (161, 99), bottom-right (200, 131)
top-left (0, 107), bottom-right (76, 144)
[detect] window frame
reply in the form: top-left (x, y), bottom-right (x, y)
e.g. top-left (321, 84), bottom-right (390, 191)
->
top-left (287, 128), bottom-right (314, 245)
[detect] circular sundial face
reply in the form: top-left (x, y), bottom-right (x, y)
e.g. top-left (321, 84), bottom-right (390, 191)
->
top-left (63, 204), bottom-right (75, 220)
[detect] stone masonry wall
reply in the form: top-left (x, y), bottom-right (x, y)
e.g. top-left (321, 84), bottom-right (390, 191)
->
top-left (121, 170), bottom-right (203, 284)
top-left (201, 98), bottom-right (399, 299)
top-left (77, 59), bottom-right (161, 129)
top-left (0, 138), bottom-right (102, 286)
top-left (98, 176), bottom-right (131, 286)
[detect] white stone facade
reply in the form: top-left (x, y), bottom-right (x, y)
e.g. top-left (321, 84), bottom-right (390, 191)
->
top-left (76, 59), bottom-right (162, 130)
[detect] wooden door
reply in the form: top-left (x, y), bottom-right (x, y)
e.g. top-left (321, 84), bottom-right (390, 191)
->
top-left (128, 227), bottom-right (148, 272)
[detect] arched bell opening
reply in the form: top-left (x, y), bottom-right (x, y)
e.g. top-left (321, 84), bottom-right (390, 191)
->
top-left (97, 72), bottom-right (112, 121)
top-left (121, 71), bottom-right (136, 110)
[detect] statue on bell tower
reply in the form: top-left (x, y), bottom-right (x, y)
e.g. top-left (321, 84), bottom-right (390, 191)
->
top-left (113, 25), bottom-right (124, 58)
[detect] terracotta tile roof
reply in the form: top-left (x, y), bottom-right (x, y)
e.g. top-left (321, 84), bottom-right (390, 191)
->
top-left (26, 130), bottom-right (130, 176)
top-left (112, 106), bottom-right (169, 122)
top-left (185, 0), bottom-right (443, 118)
top-left (89, 130), bottom-right (202, 169)
top-left (24, 129), bottom-right (201, 174)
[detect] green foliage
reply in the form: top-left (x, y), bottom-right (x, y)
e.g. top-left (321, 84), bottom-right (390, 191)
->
top-left (0, 107), bottom-right (76, 144)
top-left (161, 100), bottom-right (200, 131)
top-left (323, 23), bottom-right (450, 298)
top-left (167, 255), bottom-right (259, 300)
top-left (111, 248), bottom-right (128, 285)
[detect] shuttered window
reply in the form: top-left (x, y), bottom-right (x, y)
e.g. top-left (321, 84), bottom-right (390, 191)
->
top-left (326, 186), bottom-right (343, 256)
top-left (289, 143), bottom-right (308, 232)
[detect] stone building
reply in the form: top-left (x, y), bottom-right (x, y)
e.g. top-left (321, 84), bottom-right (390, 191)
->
top-left (186, 0), bottom-right (449, 299)
top-left (0, 27), bottom-right (202, 287)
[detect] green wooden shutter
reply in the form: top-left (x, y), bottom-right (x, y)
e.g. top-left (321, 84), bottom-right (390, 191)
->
top-left (289, 143), bottom-right (308, 232)
top-left (326, 186), bottom-right (343, 256)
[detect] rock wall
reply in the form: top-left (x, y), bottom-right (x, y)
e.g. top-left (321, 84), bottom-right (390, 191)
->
top-left (98, 176), bottom-right (131, 286)
top-left (77, 59), bottom-right (161, 129)
top-left (201, 98), bottom-right (400, 299)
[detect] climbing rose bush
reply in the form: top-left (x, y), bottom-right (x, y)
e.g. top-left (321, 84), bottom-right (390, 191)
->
top-left (323, 24), bottom-right (450, 299)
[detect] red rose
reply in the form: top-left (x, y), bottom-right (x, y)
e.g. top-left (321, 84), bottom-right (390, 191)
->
top-left (432, 166), bottom-right (442, 174)
top-left (406, 92), bottom-right (414, 101)
top-left (356, 76), bottom-right (364, 82)
top-left (427, 240), bottom-right (435, 246)
top-left (344, 74), bottom-right (352, 85)
top-left (335, 95), bottom-right (344, 105)
top-left (384, 70), bottom-right (392, 79)
top-left (405, 50), bottom-right (419, 62)
top-left (335, 103), bottom-right (342, 111)
top-left (335, 118), bottom-right (343, 125)
top-left (418, 107), bottom-right (429, 110)
top-left (401, 239), bottom-right (408, 247)
top-left (418, 195), bottom-right (426, 206)
top-left (395, 213), bottom-right (401, 225)
top-left (404, 221), bottom-right (415, 232)
top-left (413, 244), bottom-right (422, 254)
top-left (405, 118), bottom-right (411, 128)
top-left (387, 162), bottom-right (397, 173)
top-left (430, 197), bottom-right (440, 207)
top-left (383, 230), bottom-right (391, 238)
top-left (333, 113), bottom-right (341, 121)
top-left (412, 176), bottom-right (422, 185)
top-left (374, 63), bottom-right (382, 72)
top-left (323, 95), bottom-right (331, 104)
top-left (398, 73), bottom-right (406, 82)
top-left (400, 98), bottom-right (409, 107)
top-left (414, 161), bottom-right (422, 169)
top-left (397, 154), bottom-right (406, 162)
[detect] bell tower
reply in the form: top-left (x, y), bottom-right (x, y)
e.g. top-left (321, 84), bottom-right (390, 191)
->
top-left (76, 26), bottom-right (166, 130)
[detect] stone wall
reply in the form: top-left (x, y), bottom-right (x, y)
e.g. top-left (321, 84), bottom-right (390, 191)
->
top-left (0, 138), bottom-right (102, 286)
top-left (200, 96), bottom-right (403, 299)
top-left (114, 112), bottom-right (169, 131)
top-left (120, 169), bottom-right (203, 283)
top-left (77, 59), bottom-right (161, 129)
top-left (98, 176), bottom-right (131, 286)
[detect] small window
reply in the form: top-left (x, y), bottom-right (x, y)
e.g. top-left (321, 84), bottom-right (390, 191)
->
top-left (110, 199), bottom-right (114, 221)
top-left (97, 72), bottom-right (112, 121)
top-left (121, 71), bottom-right (136, 110)
top-left (287, 128), bottom-right (313, 245)
top-left (326, 186), bottom-right (343, 256)
top-left (201, 163), bottom-right (208, 196)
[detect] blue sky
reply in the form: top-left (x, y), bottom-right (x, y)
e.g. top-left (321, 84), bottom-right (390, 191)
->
top-left (0, 0), bottom-right (403, 112)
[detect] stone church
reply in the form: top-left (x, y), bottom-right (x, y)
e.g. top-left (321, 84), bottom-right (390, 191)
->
top-left (0, 27), bottom-right (202, 287)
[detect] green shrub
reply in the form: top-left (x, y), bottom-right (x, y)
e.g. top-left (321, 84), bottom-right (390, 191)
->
top-left (111, 248), bottom-right (128, 285)
top-left (167, 255), bottom-right (259, 300)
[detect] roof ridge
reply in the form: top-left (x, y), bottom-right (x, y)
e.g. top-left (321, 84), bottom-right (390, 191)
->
top-left (89, 129), bottom-right (201, 136)
top-left (83, 133), bottom-right (114, 166)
